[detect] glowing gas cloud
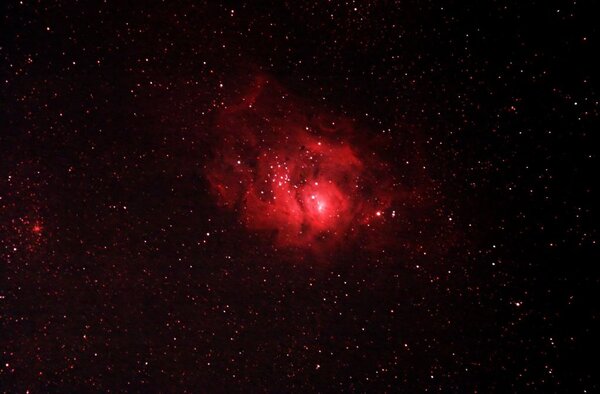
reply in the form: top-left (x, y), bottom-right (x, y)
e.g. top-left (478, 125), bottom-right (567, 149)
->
top-left (206, 76), bottom-right (401, 253)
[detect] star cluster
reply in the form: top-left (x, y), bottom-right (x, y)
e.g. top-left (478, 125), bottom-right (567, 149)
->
top-left (206, 75), bottom-right (410, 256)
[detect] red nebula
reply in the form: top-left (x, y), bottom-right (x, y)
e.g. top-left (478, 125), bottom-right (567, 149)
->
top-left (206, 75), bottom-right (398, 253)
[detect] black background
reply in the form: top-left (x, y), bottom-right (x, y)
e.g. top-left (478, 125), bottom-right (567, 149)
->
top-left (2, 0), bottom-right (599, 392)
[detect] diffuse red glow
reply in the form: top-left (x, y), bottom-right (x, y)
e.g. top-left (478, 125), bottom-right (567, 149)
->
top-left (206, 76), bottom-right (397, 252)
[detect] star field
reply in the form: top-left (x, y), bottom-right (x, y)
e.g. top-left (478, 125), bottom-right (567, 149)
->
top-left (1, 1), bottom-right (599, 392)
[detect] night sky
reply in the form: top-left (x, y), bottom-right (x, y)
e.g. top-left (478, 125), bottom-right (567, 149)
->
top-left (2, 1), bottom-right (599, 392)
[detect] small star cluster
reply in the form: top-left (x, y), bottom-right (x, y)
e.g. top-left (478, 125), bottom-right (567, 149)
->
top-left (1, 0), bottom-right (599, 392)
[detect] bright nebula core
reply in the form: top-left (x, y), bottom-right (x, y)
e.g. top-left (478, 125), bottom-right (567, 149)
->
top-left (206, 76), bottom-right (399, 253)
